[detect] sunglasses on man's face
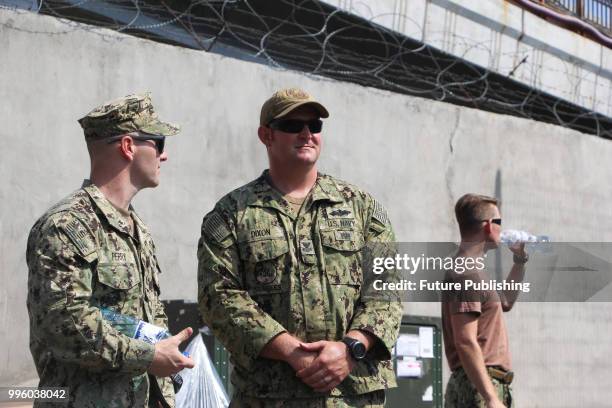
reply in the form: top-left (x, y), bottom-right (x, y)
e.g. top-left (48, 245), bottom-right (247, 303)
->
top-left (268, 118), bottom-right (323, 134)
top-left (107, 134), bottom-right (165, 154)
top-left (475, 218), bottom-right (502, 226)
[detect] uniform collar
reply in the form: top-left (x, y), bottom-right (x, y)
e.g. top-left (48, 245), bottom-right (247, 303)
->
top-left (311, 173), bottom-right (345, 204)
top-left (130, 211), bottom-right (148, 236)
top-left (246, 170), bottom-right (344, 214)
top-left (82, 180), bottom-right (133, 236)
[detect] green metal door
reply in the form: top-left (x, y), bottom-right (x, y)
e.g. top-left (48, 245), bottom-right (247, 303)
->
top-left (385, 316), bottom-right (443, 407)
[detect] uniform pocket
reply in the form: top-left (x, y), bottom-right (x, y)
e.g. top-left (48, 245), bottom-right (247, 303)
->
top-left (239, 239), bottom-right (289, 264)
top-left (320, 229), bottom-right (365, 286)
top-left (239, 239), bottom-right (289, 294)
top-left (320, 229), bottom-right (365, 252)
top-left (95, 263), bottom-right (141, 310)
top-left (97, 263), bottom-right (140, 289)
top-left (239, 238), bottom-right (290, 325)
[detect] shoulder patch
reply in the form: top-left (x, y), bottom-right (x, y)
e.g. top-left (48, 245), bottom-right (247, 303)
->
top-left (55, 216), bottom-right (96, 258)
top-left (203, 212), bottom-right (231, 243)
top-left (372, 199), bottom-right (389, 226)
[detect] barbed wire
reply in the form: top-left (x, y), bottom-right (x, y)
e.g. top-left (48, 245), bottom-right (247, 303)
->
top-left (4, 0), bottom-right (612, 137)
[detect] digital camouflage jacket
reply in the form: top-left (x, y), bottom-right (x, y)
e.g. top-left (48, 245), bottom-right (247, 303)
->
top-left (198, 171), bottom-right (402, 399)
top-left (26, 183), bottom-right (173, 407)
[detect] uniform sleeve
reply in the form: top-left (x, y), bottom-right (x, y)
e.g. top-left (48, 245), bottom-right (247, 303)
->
top-left (197, 210), bottom-right (287, 370)
top-left (151, 255), bottom-right (169, 331)
top-left (26, 213), bottom-right (155, 376)
top-left (152, 297), bottom-right (169, 331)
top-left (149, 255), bottom-right (176, 408)
top-left (348, 197), bottom-right (402, 361)
top-left (447, 274), bottom-right (483, 315)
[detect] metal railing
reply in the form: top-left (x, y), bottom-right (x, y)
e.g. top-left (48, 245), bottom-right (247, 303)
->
top-left (543, 0), bottom-right (612, 33)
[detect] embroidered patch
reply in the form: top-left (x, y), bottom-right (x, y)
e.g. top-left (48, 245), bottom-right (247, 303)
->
top-left (59, 217), bottom-right (96, 257)
top-left (335, 230), bottom-right (354, 241)
top-left (300, 239), bottom-right (316, 255)
top-left (255, 263), bottom-right (277, 285)
top-left (245, 224), bottom-right (284, 242)
top-left (324, 218), bottom-right (357, 229)
top-left (112, 252), bottom-right (127, 262)
top-left (327, 207), bottom-right (354, 219)
top-left (203, 213), bottom-right (231, 242)
top-left (372, 199), bottom-right (389, 225)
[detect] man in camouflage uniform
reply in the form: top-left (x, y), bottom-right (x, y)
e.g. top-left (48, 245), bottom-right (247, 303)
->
top-left (26, 93), bottom-right (194, 408)
top-left (198, 88), bottom-right (402, 407)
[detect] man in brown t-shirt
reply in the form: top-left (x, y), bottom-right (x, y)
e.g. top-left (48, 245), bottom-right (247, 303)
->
top-left (442, 194), bottom-right (528, 408)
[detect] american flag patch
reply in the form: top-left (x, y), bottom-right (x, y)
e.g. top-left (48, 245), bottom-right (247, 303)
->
top-left (203, 213), bottom-right (231, 242)
top-left (372, 199), bottom-right (389, 225)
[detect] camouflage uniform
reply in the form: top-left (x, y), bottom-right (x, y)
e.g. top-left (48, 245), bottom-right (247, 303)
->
top-left (445, 368), bottom-right (514, 408)
top-left (230, 389), bottom-right (386, 407)
top-left (26, 93), bottom-right (179, 407)
top-left (198, 171), bottom-right (402, 406)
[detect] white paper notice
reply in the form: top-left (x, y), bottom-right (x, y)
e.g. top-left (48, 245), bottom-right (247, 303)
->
top-left (422, 385), bottom-right (433, 402)
top-left (395, 334), bottom-right (420, 357)
top-left (397, 357), bottom-right (422, 378)
top-left (419, 326), bottom-right (434, 358)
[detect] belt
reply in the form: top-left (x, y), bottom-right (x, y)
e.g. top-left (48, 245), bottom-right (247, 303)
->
top-left (487, 366), bottom-right (514, 385)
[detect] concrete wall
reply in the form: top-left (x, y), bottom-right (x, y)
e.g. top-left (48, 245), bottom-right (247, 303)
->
top-left (324, 0), bottom-right (612, 117)
top-left (1, 8), bottom-right (612, 407)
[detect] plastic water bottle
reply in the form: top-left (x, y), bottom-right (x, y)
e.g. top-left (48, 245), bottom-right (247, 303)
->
top-left (100, 308), bottom-right (185, 389)
top-left (101, 307), bottom-right (171, 343)
top-left (500, 230), bottom-right (551, 253)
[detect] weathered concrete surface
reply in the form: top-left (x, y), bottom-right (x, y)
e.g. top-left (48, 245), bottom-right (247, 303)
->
top-left (1, 8), bottom-right (611, 407)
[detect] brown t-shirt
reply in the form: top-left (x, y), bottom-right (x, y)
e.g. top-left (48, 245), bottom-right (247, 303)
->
top-left (110, 202), bottom-right (135, 236)
top-left (284, 194), bottom-right (306, 216)
top-left (441, 267), bottom-right (511, 372)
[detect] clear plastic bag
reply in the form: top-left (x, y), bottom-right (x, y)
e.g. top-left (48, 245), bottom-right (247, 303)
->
top-left (175, 331), bottom-right (229, 408)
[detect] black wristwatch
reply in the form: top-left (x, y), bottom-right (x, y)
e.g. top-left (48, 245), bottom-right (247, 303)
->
top-left (342, 336), bottom-right (367, 361)
top-left (513, 252), bottom-right (529, 264)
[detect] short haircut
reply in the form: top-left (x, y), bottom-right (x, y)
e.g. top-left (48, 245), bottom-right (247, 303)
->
top-left (455, 194), bottom-right (499, 236)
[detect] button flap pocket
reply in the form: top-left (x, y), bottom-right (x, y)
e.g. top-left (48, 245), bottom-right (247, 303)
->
top-left (320, 229), bottom-right (365, 252)
top-left (320, 230), bottom-right (364, 286)
top-left (239, 239), bottom-right (289, 263)
top-left (97, 263), bottom-right (140, 289)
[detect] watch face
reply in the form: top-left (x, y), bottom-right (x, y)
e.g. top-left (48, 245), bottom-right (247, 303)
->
top-left (352, 342), bottom-right (367, 360)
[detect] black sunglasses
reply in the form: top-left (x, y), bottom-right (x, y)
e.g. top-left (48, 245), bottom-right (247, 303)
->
top-left (268, 118), bottom-right (323, 134)
top-left (474, 218), bottom-right (502, 226)
top-left (485, 218), bottom-right (502, 226)
top-left (107, 134), bottom-right (165, 154)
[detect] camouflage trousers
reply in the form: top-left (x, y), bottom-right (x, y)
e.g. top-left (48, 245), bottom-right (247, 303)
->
top-left (230, 390), bottom-right (386, 408)
top-left (445, 368), bottom-right (514, 408)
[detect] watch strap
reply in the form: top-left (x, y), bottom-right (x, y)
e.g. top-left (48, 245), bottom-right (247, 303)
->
top-left (513, 252), bottom-right (529, 264)
top-left (342, 336), bottom-right (363, 360)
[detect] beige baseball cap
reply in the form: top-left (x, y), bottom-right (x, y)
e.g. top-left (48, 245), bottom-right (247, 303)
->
top-left (260, 88), bottom-right (329, 126)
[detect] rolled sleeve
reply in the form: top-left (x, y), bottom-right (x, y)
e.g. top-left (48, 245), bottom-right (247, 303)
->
top-left (349, 300), bottom-right (402, 360)
top-left (349, 195), bottom-right (402, 361)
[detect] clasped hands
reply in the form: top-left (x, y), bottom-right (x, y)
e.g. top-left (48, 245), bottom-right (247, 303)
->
top-left (288, 340), bottom-right (355, 393)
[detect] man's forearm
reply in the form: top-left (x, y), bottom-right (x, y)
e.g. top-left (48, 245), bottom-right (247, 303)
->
top-left (260, 332), bottom-right (299, 361)
top-left (502, 262), bottom-right (526, 309)
top-left (456, 341), bottom-right (500, 403)
top-left (260, 332), bottom-right (317, 372)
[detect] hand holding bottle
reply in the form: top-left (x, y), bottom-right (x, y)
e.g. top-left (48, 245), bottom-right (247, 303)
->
top-left (148, 327), bottom-right (195, 377)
